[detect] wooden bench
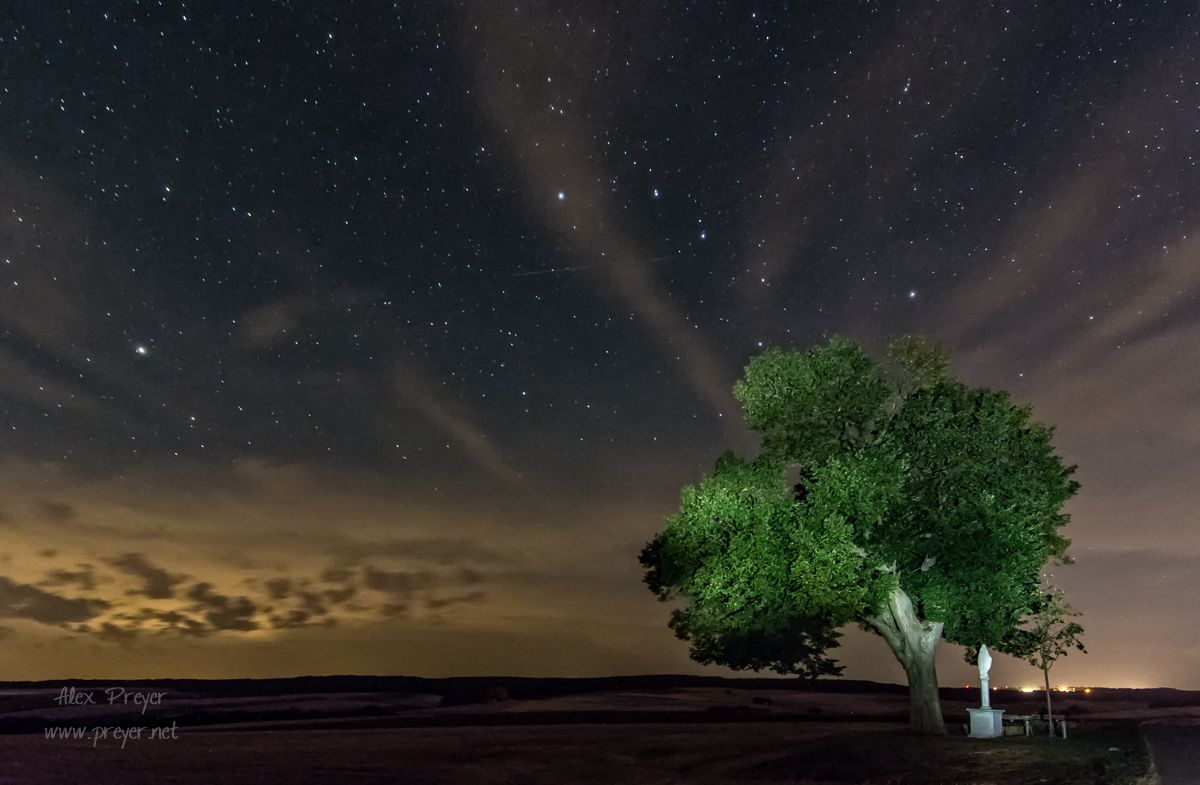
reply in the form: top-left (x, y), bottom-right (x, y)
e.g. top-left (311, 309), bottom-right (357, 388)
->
top-left (1003, 714), bottom-right (1068, 738)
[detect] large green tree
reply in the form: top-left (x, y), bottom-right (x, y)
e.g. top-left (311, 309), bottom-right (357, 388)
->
top-left (640, 337), bottom-right (1080, 735)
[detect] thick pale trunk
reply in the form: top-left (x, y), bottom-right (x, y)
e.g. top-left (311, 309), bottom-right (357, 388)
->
top-left (865, 587), bottom-right (946, 735)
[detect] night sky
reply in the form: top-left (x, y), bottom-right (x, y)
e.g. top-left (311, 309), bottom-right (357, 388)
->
top-left (0, 1), bottom-right (1197, 690)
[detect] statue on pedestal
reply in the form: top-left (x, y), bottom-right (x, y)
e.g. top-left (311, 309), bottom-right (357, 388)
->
top-left (967, 644), bottom-right (1004, 738)
top-left (978, 644), bottom-right (992, 708)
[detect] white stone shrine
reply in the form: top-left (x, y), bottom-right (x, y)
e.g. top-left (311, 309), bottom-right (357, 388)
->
top-left (967, 644), bottom-right (1005, 738)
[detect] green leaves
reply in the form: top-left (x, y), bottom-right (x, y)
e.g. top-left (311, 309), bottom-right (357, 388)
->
top-left (638, 451), bottom-right (851, 677)
top-left (887, 335), bottom-right (950, 394)
top-left (1000, 585), bottom-right (1086, 667)
top-left (669, 607), bottom-right (846, 677)
top-left (882, 382), bottom-right (1079, 646)
top-left (641, 336), bottom-right (1081, 679)
top-left (734, 339), bottom-right (891, 465)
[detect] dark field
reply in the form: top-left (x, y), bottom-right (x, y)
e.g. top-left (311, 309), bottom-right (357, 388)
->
top-left (0, 721), bottom-right (1153, 785)
top-left (0, 676), bottom-right (1171, 784)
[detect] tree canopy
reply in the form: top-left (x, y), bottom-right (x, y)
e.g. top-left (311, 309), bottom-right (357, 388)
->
top-left (641, 336), bottom-right (1080, 733)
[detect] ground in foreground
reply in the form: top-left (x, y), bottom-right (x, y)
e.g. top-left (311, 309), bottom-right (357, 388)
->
top-left (0, 719), bottom-right (1149, 785)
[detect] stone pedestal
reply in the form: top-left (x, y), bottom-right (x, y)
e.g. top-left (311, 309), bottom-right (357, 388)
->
top-left (967, 708), bottom-right (1005, 738)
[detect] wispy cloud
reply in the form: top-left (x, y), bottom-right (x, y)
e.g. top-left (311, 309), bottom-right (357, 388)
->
top-left (107, 553), bottom-right (186, 600)
top-left (0, 576), bottom-right (107, 625)
top-left (459, 4), bottom-right (741, 422)
top-left (393, 357), bottom-right (525, 487)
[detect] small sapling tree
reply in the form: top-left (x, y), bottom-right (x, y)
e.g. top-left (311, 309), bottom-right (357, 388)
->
top-left (1010, 585), bottom-right (1086, 735)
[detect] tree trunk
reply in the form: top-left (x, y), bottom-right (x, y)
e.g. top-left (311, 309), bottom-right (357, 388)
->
top-left (865, 586), bottom-right (946, 735)
top-left (1043, 666), bottom-right (1054, 737)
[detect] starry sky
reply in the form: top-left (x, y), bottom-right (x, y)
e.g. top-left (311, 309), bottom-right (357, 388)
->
top-left (0, 1), bottom-right (1197, 690)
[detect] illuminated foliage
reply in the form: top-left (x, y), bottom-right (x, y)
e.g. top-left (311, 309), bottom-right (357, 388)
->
top-left (641, 337), bottom-right (1080, 733)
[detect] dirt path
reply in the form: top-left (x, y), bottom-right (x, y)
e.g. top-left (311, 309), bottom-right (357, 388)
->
top-left (1142, 721), bottom-right (1200, 785)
